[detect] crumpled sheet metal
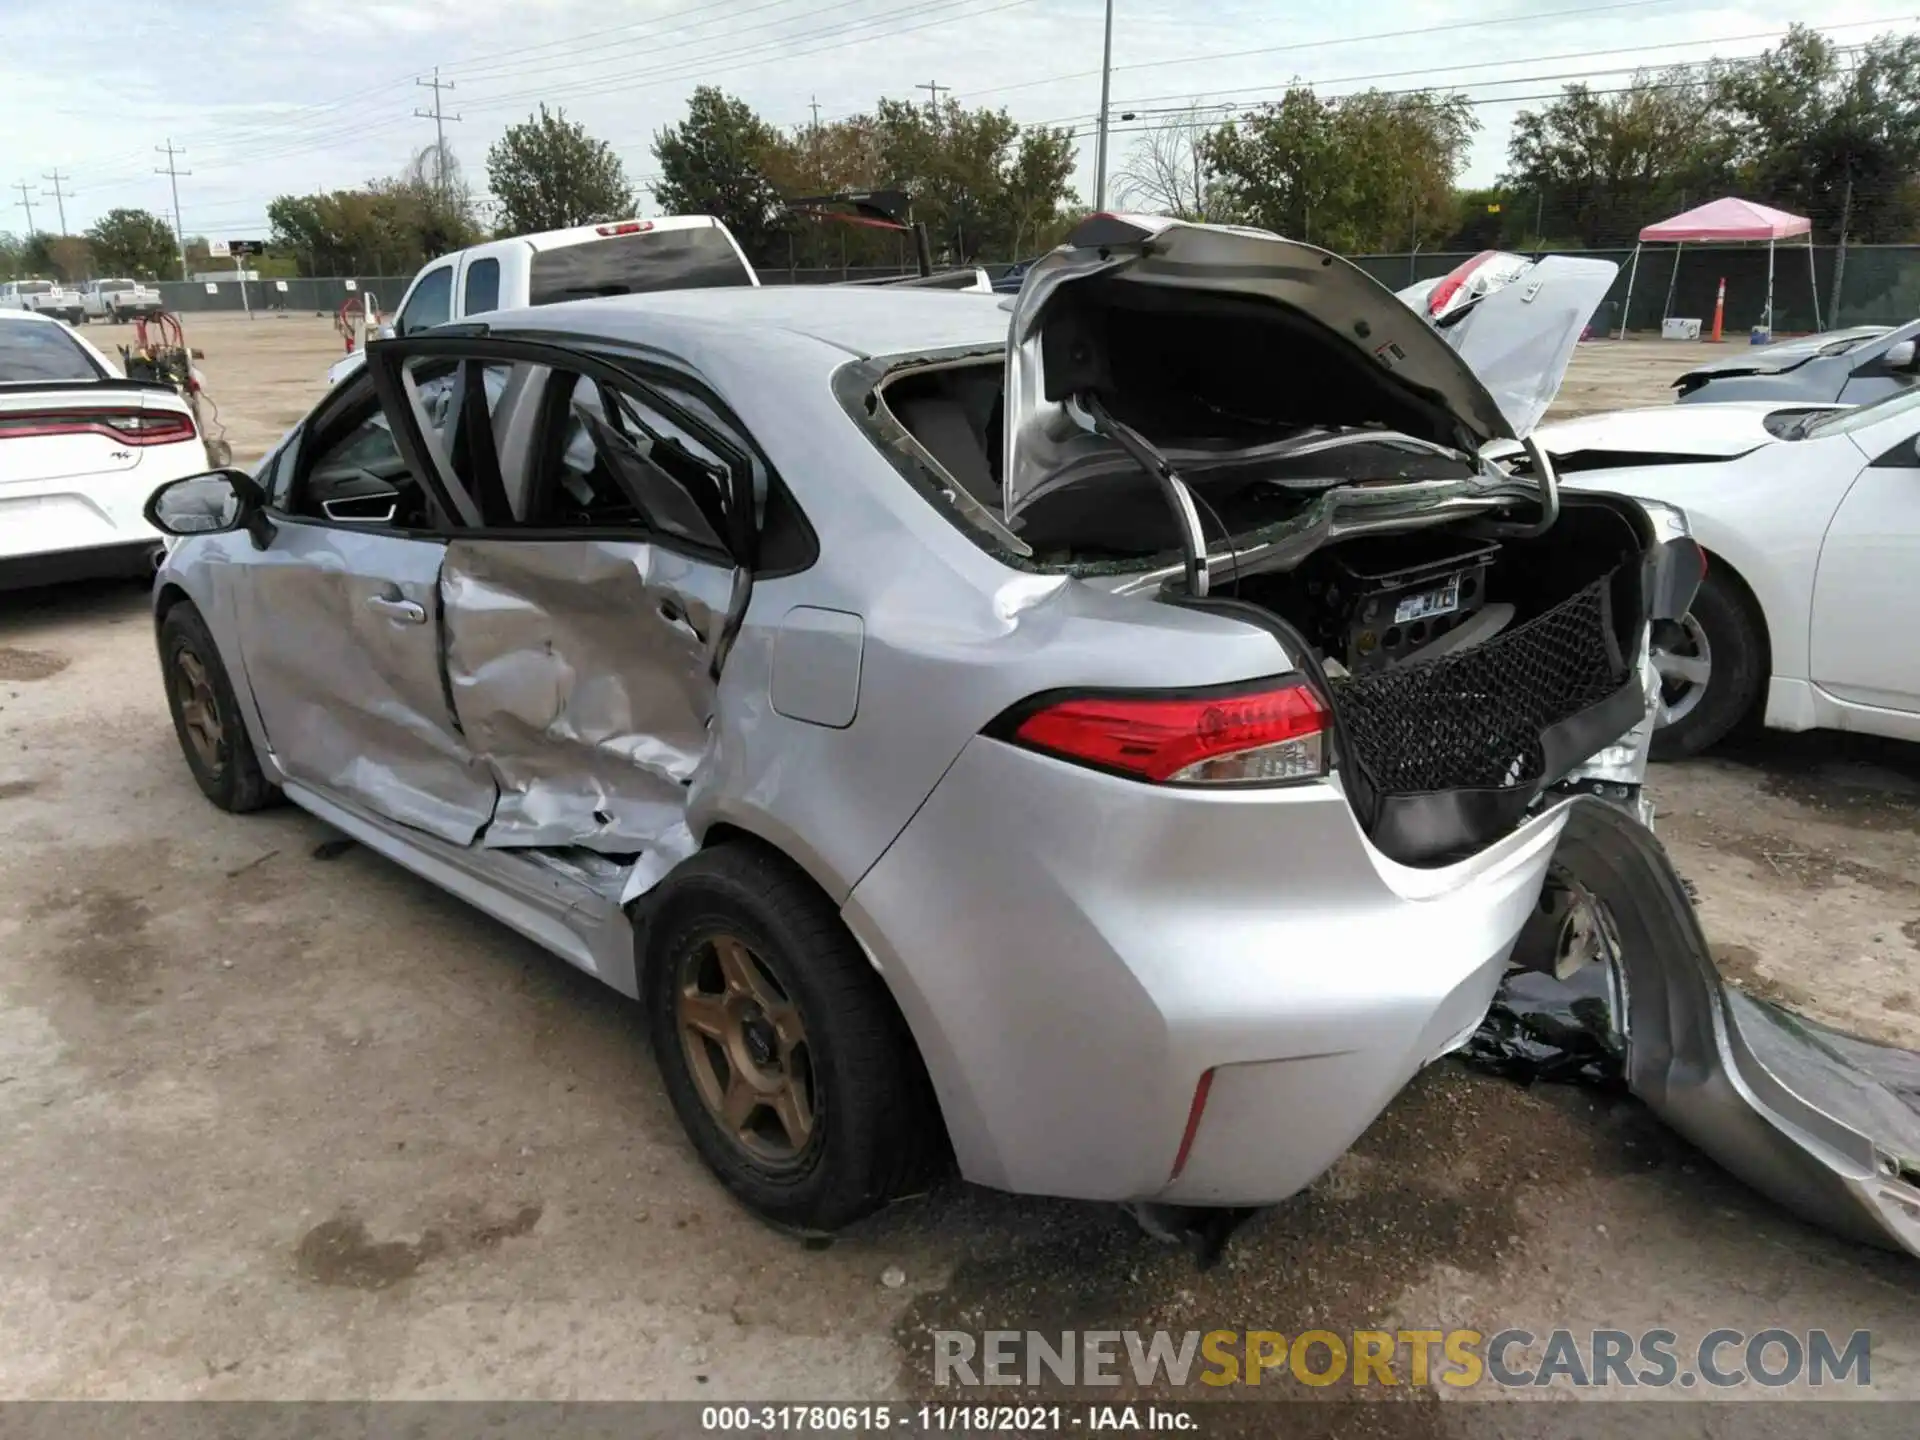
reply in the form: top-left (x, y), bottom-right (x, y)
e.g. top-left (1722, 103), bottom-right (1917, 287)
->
top-left (236, 539), bottom-right (497, 846)
top-left (441, 538), bottom-right (734, 859)
top-left (1468, 799), bottom-right (1920, 1258)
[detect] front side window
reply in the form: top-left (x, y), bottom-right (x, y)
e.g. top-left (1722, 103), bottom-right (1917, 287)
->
top-left (397, 264), bottom-right (454, 335)
top-left (290, 386), bottom-right (438, 528)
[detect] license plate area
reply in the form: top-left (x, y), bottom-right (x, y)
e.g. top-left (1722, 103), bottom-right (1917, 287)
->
top-left (1395, 576), bottom-right (1462, 625)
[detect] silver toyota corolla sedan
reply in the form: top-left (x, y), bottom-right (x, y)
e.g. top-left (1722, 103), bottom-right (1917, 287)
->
top-left (144, 217), bottom-right (1710, 1236)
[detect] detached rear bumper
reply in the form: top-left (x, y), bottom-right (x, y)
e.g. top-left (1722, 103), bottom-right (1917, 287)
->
top-left (844, 736), bottom-right (1569, 1205)
top-left (1544, 801), bottom-right (1920, 1258)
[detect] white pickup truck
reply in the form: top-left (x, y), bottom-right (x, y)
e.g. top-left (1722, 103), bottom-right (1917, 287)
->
top-left (0, 279), bottom-right (84, 324)
top-left (328, 214), bottom-right (758, 387)
top-left (81, 278), bottom-right (164, 323)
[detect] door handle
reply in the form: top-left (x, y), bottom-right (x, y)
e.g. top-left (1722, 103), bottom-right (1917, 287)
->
top-left (366, 595), bottom-right (427, 625)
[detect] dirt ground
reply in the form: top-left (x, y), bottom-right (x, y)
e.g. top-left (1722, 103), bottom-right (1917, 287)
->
top-left (1, 315), bottom-right (1915, 1410)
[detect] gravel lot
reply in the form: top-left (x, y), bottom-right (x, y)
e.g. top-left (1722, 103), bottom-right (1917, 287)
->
top-left (1, 313), bottom-right (1915, 1409)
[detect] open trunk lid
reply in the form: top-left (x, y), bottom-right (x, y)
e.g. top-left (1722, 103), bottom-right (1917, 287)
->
top-left (1412, 255), bottom-right (1619, 438)
top-left (1001, 215), bottom-right (1523, 533)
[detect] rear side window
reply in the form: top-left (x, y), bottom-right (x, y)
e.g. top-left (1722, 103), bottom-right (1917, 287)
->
top-left (529, 228), bottom-right (752, 305)
top-left (398, 264), bottom-right (454, 335)
top-left (0, 320), bottom-right (104, 381)
top-left (463, 258), bottom-right (501, 316)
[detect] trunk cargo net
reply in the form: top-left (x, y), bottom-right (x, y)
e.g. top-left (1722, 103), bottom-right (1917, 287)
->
top-left (1327, 573), bottom-right (1626, 795)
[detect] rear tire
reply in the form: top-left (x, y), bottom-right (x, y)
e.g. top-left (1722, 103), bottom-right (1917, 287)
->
top-left (1649, 570), bottom-right (1766, 761)
top-left (645, 843), bottom-right (934, 1233)
top-left (159, 601), bottom-right (280, 813)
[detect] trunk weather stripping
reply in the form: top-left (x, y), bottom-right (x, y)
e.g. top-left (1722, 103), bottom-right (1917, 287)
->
top-left (1079, 392), bottom-right (1210, 597)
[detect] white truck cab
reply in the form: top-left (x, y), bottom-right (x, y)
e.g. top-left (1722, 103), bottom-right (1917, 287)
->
top-left (81, 278), bottom-right (163, 323)
top-left (328, 214), bottom-right (757, 386)
top-left (1, 279), bottom-right (83, 324)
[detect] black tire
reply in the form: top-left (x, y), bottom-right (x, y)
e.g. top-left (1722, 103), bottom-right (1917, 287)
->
top-left (645, 843), bottom-right (934, 1232)
top-left (1650, 568), bottom-right (1767, 761)
top-left (159, 601), bottom-right (280, 813)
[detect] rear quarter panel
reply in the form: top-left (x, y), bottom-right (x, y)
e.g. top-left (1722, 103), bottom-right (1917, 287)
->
top-left (683, 331), bottom-right (1293, 902)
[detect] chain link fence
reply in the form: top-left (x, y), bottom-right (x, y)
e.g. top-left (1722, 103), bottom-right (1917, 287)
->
top-left (153, 276), bottom-right (413, 316)
top-left (145, 244), bottom-right (1920, 334)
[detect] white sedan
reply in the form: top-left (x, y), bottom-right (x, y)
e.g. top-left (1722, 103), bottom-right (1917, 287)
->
top-left (0, 309), bottom-right (211, 589)
top-left (1519, 392), bottom-right (1920, 757)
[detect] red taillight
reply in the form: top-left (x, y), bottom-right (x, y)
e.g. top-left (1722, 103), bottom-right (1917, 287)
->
top-left (595, 220), bottom-right (654, 236)
top-left (1009, 679), bottom-right (1330, 785)
top-left (0, 409), bottom-right (196, 446)
top-left (1170, 1068), bottom-right (1215, 1181)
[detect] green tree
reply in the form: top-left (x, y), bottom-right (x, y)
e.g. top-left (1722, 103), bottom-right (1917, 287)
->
top-left (487, 104), bottom-right (634, 236)
top-left (84, 208), bottom-right (178, 278)
top-left (650, 87), bottom-right (789, 263)
top-left (22, 232), bottom-right (91, 282)
top-left (864, 97), bottom-right (1079, 262)
top-left (267, 145), bottom-right (482, 276)
top-left (1504, 69), bottom-right (1729, 247)
top-left (1205, 87), bottom-right (1479, 252)
top-left (1714, 25), bottom-right (1920, 243)
top-left (0, 231), bottom-right (24, 281)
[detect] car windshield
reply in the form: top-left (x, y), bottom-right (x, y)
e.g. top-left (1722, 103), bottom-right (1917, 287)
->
top-left (0, 319), bottom-right (105, 381)
top-left (1802, 384), bottom-right (1920, 438)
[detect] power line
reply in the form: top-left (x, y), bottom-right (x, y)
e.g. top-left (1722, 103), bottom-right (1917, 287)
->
top-left (414, 67), bottom-right (463, 197)
top-left (155, 141), bottom-right (191, 281)
top-left (1085, 18), bottom-right (1909, 120)
top-left (40, 171), bottom-right (72, 235)
top-left (454, 0), bottom-right (1037, 116)
top-left (959, 0), bottom-right (1748, 103)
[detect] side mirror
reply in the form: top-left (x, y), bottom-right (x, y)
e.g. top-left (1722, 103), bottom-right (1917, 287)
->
top-left (144, 468), bottom-right (263, 538)
top-left (1883, 339), bottom-right (1916, 371)
top-left (377, 323), bottom-right (396, 341)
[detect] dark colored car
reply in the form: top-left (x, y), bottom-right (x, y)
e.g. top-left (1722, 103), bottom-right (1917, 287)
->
top-left (1674, 319), bottom-right (1920, 405)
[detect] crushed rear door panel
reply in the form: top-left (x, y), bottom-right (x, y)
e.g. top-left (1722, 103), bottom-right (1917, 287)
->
top-left (440, 537), bottom-right (739, 857)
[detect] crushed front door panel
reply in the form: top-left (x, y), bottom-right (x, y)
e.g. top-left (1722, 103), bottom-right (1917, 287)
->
top-left (441, 537), bottom-right (738, 856)
top-left (236, 523), bottom-right (498, 844)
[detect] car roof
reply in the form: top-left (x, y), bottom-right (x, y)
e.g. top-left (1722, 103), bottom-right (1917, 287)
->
top-left (0, 307), bottom-right (69, 326)
top-left (498, 285), bottom-right (1011, 361)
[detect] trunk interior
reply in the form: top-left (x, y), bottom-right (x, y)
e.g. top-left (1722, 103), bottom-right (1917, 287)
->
top-left (880, 346), bottom-right (1652, 867)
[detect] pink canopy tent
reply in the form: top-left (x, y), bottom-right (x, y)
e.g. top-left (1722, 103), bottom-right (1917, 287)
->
top-left (1618, 197), bottom-right (1819, 339)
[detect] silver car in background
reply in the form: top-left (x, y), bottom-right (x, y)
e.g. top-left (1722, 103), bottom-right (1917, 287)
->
top-left (145, 217), bottom-right (1712, 1236)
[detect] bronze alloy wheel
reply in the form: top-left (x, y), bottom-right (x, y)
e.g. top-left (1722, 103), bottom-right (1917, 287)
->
top-left (173, 648), bottom-right (225, 777)
top-left (676, 933), bottom-right (817, 1166)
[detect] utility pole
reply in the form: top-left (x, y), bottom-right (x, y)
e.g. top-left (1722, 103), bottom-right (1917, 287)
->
top-left (809, 95), bottom-right (822, 130)
top-left (916, 79), bottom-right (949, 115)
top-left (415, 67), bottom-right (463, 198)
top-left (41, 170), bottom-right (71, 235)
top-left (1829, 168), bottom-right (1854, 328)
top-left (154, 140), bottom-right (190, 280)
top-left (1092, 0), bottom-right (1115, 211)
top-left (11, 181), bottom-right (35, 237)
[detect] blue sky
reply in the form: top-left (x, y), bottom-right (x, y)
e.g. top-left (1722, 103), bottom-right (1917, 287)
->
top-left (4, 0), bottom-right (1915, 244)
